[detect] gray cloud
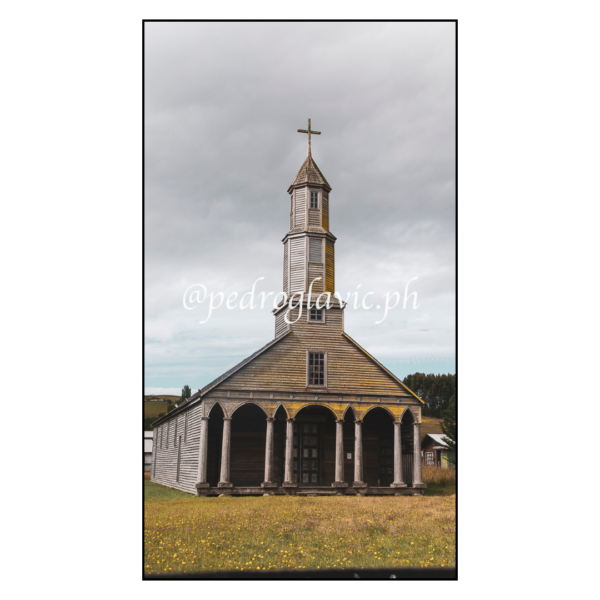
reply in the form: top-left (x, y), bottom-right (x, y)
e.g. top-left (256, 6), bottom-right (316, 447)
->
top-left (145, 21), bottom-right (455, 391)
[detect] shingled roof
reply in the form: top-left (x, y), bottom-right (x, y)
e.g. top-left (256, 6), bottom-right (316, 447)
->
top-left (288, 155), bottom-right (331, 192)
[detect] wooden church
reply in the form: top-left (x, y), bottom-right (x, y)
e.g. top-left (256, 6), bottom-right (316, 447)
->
top-left (151, 121), bottom-right (426, 496)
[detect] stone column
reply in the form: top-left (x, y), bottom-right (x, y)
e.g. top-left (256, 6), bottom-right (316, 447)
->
top-left (218, 417), bottom-right (233, 489)
top-left (262, 418), bottom-right (276, 489)
top-left (195, 416), bottom-right (210, 494)
top-left (353, 420), bottom-right (366, 488)
top-left (412, 421), bottom-right (425, 487)
top-left (391, 421), bottom-right (406, 488)
top-left (283, 418), bottom-right (296, 487)
top-left (332, 419), bottom-right (348, 489)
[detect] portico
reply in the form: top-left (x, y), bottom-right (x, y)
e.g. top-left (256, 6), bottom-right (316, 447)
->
top-left (193, 396), bottom-right (426, 496)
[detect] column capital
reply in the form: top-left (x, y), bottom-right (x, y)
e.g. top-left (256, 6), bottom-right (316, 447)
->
top-left (287, 418), bottom-right (295, 422)
top-left (201, 416), bottom-right (210, 421)
top-left (354, 419), bottom-right (363, 424)
top-left (336, 419), bottom-right (344, 424)
top-left (266, 417), bottom-right (275, 422)
top-left (223, 417), bottom-right (232, 421)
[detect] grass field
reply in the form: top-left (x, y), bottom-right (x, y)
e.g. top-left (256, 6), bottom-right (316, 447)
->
top-left (144, 470), bottom-right (455, 575)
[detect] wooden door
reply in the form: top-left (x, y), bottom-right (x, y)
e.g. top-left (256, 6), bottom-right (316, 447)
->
top-left (294, 422), bottom-right (320, 485)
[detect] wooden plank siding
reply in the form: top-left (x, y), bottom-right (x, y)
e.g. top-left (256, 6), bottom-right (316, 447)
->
top-left (308, 262), bottom-right (324, 293)
top-left (322, 192), bottom-right (329, 230)
top-left (274, 310), bottom-right (290, 338)
top-left (209, 307), bottom-right (412, 396)
top-left (308, 209), bottom-right (321, 226)
top-left (283, 241), bottom-right (288, 295)
top-left (325, 240), bottom-right (334, 293)
top-left (151, 403), bottom-right (203, 494)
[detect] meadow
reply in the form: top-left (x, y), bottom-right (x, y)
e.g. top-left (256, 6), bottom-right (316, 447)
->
top-left (144, 467), bottom-right (455, 575)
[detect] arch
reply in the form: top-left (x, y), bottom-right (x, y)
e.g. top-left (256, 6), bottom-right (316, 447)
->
top-left (292, 402), bottom-right (338, 420)
top-left (229, 400), bottom-right (269, 419)
top-left (229, 402), bottom-right (268, 486)
top-left (400, 406), bottom-right (417, 423)
top-left (205, 401), bottom-right (225, 418)
top-left (362, 404), bottom-right (396, 421)
top-left (274, 402), bottom-right (290, 419)
top-left (342, 404), bottom-right (357, 420)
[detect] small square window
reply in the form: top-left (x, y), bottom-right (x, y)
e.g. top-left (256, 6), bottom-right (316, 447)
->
top-left (310, 191), bottom-right (319, 209)
top-left (309, 308), bottom-right (323, 321)
top-left (426, 452), bottom-right (434, 465)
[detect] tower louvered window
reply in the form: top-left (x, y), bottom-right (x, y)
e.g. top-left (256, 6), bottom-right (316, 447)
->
top-left (310, 191), bottom-right (318, 209)
top-left (309, 238), bottom-right (322, 262)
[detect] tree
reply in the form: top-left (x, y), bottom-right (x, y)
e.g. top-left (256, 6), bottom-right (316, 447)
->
top-left (402, 372), bottom-right (456, 417)
top-left (180, 385), bottom-right (192, 403)
top-left (440, 393), bottom-right (456, 465)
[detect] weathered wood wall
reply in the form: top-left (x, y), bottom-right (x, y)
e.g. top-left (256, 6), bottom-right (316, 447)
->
top-left (216, 307), bottom-right (413, 396)
top-left (151, 403), bottom-right (202, 494)
top-left (322, 191), bottom-right (329, 231)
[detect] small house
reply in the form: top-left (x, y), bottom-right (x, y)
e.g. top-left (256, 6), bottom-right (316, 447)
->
top-left (421, 433), bottom-right (455, 468)
top-left (144, 431), bottom-right (153, 472)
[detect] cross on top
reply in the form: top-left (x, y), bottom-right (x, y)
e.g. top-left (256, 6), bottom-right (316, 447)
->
top-left (297, 118), bottom-right (321, 157)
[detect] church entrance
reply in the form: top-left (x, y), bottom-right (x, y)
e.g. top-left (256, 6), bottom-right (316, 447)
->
top-left (293, 422), bottom-right (321, 485)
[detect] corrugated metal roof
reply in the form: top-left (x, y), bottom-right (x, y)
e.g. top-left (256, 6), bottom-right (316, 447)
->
top-left (426, 433), bottom-right (450, 447)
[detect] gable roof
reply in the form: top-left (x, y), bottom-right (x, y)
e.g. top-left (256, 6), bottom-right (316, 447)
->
top-left (288, 155), bottom-right (331, 192)
top-left (198, 330), bottom-right (292, 397)
top-left (151, 331), bottom-right (292, 428)
top-left (423, 433), bottom-right (451, 448)
top-left (341, 333), bottom-right (425, 404)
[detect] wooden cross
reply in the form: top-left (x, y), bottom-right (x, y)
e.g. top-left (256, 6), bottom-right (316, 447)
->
top-left (297, 118), bottom-right (321, 157)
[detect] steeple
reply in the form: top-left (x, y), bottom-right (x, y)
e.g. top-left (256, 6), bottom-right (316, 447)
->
top-left (288, 155), bottom-right (331, 192)
top-left (274, 120), bottom-right (340, 336)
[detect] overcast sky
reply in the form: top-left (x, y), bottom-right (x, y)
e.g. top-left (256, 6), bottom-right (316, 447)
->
top-left (144, 21), bottom-right (456, 395)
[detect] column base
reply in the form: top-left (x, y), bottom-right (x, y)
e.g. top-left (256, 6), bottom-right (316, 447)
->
top-left (195, 482), bottom-right (210, 497)
top-left (217, 482), bottom-right (233, 488)
top-left (282, 482), bottom-right (297, 488)
top-left (352, 482), bottom-right (367, 488)
top-left (331, 482), bottom-right (348, 488)
top-left (391, 482), bottom-right (407, 488)
top-left (411, 482), bottom-right (427, 488)
top-left (261, 482), bottom-right (277, 488)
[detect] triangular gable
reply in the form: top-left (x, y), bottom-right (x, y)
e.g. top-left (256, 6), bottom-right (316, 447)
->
top-left (341, 333), bottom-right (425, 404)
top-left (203, 330), bottom-right (422, 398)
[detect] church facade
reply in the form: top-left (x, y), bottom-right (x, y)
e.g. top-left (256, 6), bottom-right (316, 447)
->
top-left (151, 122), bottom-right (426, 496)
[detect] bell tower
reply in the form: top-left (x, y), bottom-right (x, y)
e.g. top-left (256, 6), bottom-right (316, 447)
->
top-left (283, 119), bottom-right (336, 298)
top-left (274, 120), bottom-right (341, 336)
